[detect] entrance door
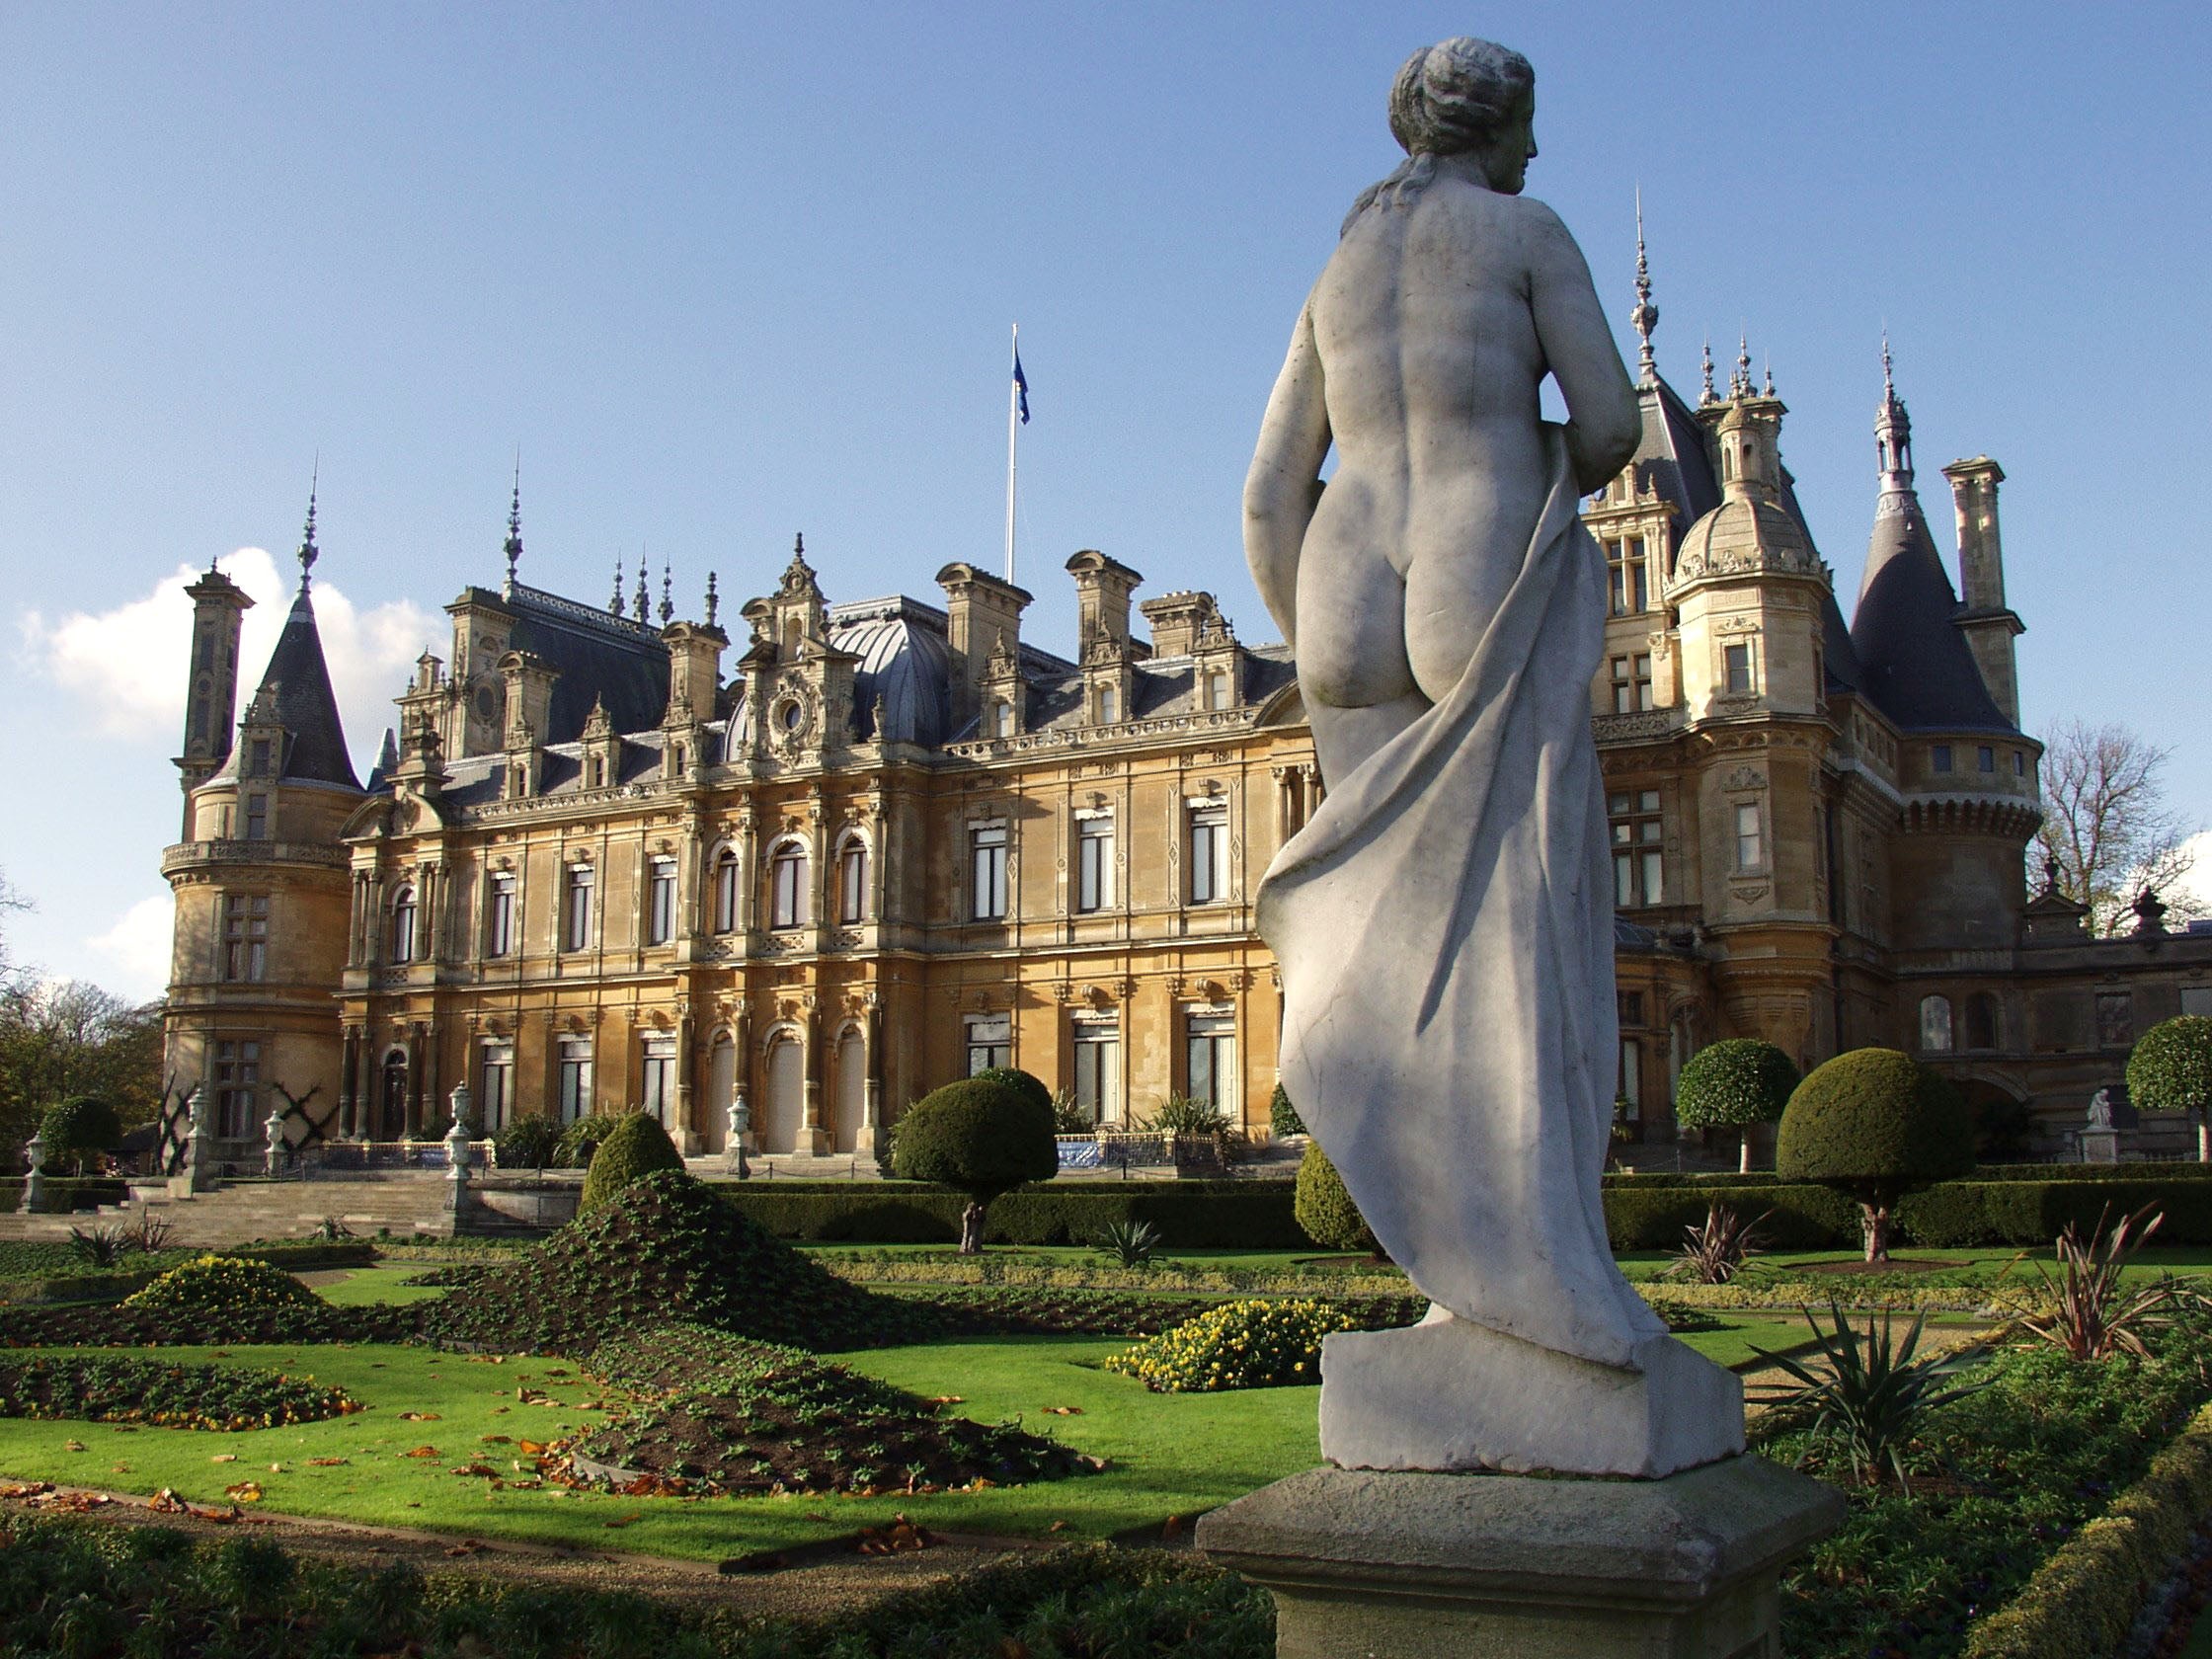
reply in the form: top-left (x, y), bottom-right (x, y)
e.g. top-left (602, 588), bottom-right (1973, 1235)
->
top-left (833, 1031), bottom-right (866, 1152)
top-left (380, 1054), bottom-right (408, 1140)
top-left (705, 1037), bottom-right (735, 1154)
top-left (762, 1036), bottom-right (804, 1154)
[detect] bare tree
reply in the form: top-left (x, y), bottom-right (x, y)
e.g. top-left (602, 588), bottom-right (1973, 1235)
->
top-left (2034, 720), bottom-right (2200, 935)
top-left (0, 871), bottom-right (27, 996)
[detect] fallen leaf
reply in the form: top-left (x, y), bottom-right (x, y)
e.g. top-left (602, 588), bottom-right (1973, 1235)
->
top-left (602, 1512), bottom-right (644, 1530)
top-left (223, 1481), bottom-right (264, 1503)
top-left (450, 1463), bottom-right (500, 1478)
top-left (516, 1439), bottom-right (547, 1456)
top-left (1042, 1406), bottom-right (1083, 1416)
top-left (147, 1489), bottom-right (187, 1513)
top-left (0, 1483), bottom-right (54, 1500)
top-left (1048, 1520), bottom-right (1069, 1533)
top-left (62, 1440), bottom-right (85, 1453)
top-left (306, 1458), bottom-right (349, 1467)
top-left (402, 1447), bottom-right (439, 1460)
top-left (111, 1464), bottom-right (131, 1474)
top-left (1162, 1515), bottom-right (1186, 1540)
top-left (479, 1435), bottom-right (513, 1446)
top-left (210, 1455), bottom-right (238, 1463)
top-left (444, 1539), bottom-right (491, 1556)
top-left (399, 1411), bottom-right (440, 1422)
top-left (268, 1463), bottom-right (285, 1473)
top-left (490, 1406), bottom-right (511, 1415)
top-left (929, 1395), bottom-right (966, 1405)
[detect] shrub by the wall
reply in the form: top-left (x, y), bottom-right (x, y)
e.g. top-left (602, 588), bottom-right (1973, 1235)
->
top-left (890, 1076), bottom-right (1058, 1252)
top-left (494, 1115), bottom-right (563, 1171)
top-left (38, 1097), bottom-right (122, 1174)
top-left (579, 1114), bottom-right (686, 1214)
top-left (1604, 1181), bottom-right (1861, 1250)
top-left (714, 1180), bottom-right (1306, 1249)
top-left (1673, 1040), bottom-right (1799, 1173)
top-left (1294, 1143), bottom-right (1379, 1253)
top-left (1777, 1047), bottom-right (1974, 1261)
top-left (1268, 1083), bottom-right (1306, 1140)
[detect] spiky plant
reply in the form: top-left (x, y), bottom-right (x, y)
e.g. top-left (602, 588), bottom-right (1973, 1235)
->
top-left (1660, 1204), bottom-right (1769, 1285)
top-left (2013, 1205), bottom-right (2193, 1361)
top-left (1753, 1301), bottom-right (1989, 1491)
top-left (1097, 1218), bottom-right (1163, 1268)
top-left (67, 1223), bottom-right (128, 1268)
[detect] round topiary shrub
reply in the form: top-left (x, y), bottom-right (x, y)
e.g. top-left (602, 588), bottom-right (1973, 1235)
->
top-left (124, 1254), bottom-right (323, 1317)
top-left (1103, 1298), bottom-right (1360, 1391)
top-left (2128, 1014), bottom-right (2212, 1162)
top-left (890, 1075), bottom-right (1057, 1253)
top-left (1776, 1047), bottom-right (1973, 1263)
top-left (970, 1066), bottom-right (1052, 1119)
top-left (1294, 1141), bottom-right (1378, 1254)
top-left (580, 1113), bottom-right (687, 1213)
top-left (39, 1096), bottom-right (122, 1175)
top-left (1269, 1082), bottom-right (1307, 1140)
top-left (1674, 1040), bottom-right (1800, 1173)
top-left (494, 1114), bottom-right (562, 1171)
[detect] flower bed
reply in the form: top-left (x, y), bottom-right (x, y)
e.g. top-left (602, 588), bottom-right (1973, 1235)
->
top-left (0, 1355), bottom-right (357, 1431)
top-left (1105, 1299), bottom-right (1365, 1391)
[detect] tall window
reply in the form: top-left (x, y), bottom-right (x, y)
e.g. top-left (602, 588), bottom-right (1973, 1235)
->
top-left (770, 842), bottom-right (810, 928)
top-left (713, 849), bottom-right (740, 934)
top-left (1722, 643), bottom-right (1754, 694)
top-left (646, 856), bottom-right (677, 945)
top-left (970, 825), bottom-right (1007, 920)
top-left (1607, 538), bottom-right (1648, 615)
top-left (641, 1034), bottom-right (678, 1127)
top-left (486, 871), bottom-right (515, 958)
top-left (1096, 684), bottom-right (1119, 724)
top-left (557, 1037), bottom-right (593, 1122)
top-left (1188, 804), bottom-right (1228, 904)
top-left (838, 839), bottom-right (868, 924)
top-left (1206, 671), bottom-right (1231, 710)
top-left (244, 793), bottom-right (270, 839)
top-left (479, 1040), bottom-right (514, 1131)
top-left (389, 887), bottom-right (418, 964)
top-left (1618, 1038), bottom-right (1642, 1123)
top-left (564, 864), bottom-right (594, 951)
top-left (1610, 654), bottom-right (1654, 714)
top-left (223, 893), bottom-right (269, 982)
top-left (992, 702), bottom-right (1016, 738)
top-left (1076, 816), bottom-right (1115, 912)
top-left (1978, 746), bottom-right (1996, 774)
top-left (1932, 745), bottom-right (1954, 773)
top-left (1920, 994), bottom-right (1954, 1054)
top-left (1072, 1018), bottom-right (1121, 1124)
top-left (965, 1012), bottom-right (1011, 1074)
top-left (1965, 991), bottom-right (2001, 1052)
top-left (1732, 803), bottom-right (1763, 871)
top-left (248, 738), bottom-right (272, 774)
top-left (1609, 791), bottom-right (1664, 908)
top-left (1185, 1012), bottom-right (1236, 1109)
top-left (213, 1039), bottom-right (261, 1139)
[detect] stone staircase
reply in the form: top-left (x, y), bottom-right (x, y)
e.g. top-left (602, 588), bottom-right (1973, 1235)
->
top-left (0, 1172), bottom-right (464, 1247)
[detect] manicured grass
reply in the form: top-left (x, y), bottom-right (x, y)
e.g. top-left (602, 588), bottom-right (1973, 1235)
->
top-left (309, 1266), bottom-right (451, 1306)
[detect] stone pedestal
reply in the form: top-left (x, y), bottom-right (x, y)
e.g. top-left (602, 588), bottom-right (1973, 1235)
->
top-left (2081, 1126), bottom-right (2120, 1164)
top-left (1197, 1458), bottom-right (1843, 1659)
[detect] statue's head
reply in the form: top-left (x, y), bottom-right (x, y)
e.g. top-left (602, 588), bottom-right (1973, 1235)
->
top-left (1387, 38), bottom-right (1537, 194)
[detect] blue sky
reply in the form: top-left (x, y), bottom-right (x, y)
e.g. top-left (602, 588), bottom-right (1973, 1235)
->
top-left (2, 1), bottom-right (2206, 999)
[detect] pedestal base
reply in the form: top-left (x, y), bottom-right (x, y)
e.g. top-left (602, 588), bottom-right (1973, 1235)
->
top-left (1320, 1311), bottom-right (1744, 1477)
top-left (1197, 1458), bottom-right (1844, 1659)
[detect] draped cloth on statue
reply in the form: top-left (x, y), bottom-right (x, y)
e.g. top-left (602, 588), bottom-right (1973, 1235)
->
top-left (1261, 424), bottom-right (1666, 1372)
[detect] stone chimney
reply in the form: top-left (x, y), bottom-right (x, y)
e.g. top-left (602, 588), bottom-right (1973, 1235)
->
top-left (1139, 591), bottom-right (1222, 660)
top-left (1066, 550), bottom-right (1145, 658)
top-left (1942, 455), bottom-right (2022, 727)
top-left (935, 562), bottom-right (1032, 731)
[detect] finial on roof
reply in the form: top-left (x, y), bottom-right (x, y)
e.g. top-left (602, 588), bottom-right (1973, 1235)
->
top-left (1763, 354), bottom-right (1775, 398)
top-left (1881, 330), bottom-right (1895, 398)
top-left (633, 554), bottom-right (650, 629)
top-left (1699, 340), bottom-right (1716, 405)
top-left (1629, 189), bottom-right (1658, 383)
top-left (659, 562), bottom-right (673, 626)
top-left (503, 454), bottom-right (523, 595)
top-left (1731, 331), bottom-right (1752, 398)
top-left (610, 555), bottom-right (625, 617)
top-left (704, 571), bottom-right (719, 627)
top-left (1875, 334), bottom-right (1915, 498)
top-left (297, 462), bottom-right (320, 592)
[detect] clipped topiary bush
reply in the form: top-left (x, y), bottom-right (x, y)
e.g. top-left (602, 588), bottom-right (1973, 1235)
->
top-left (1294, 1141), bottom-right (1379, 1254)
top-left (554, 1111), bottom-right (630, 1169)
top-left (1104, 1298), bottom-right (1361, 1391)
top-left (1776, 1048), bottom-right (1974, 1263)
top-left (971, 1066), bottom-right (1053, 1119)
top-left (494, 1114), bottom-right (562, 1171)
top-left (39, 1096), bottom-right (122, 1175)
top-left (1674, 1040), bottom-right (1800, 1173)
top-left (1269, 1082), bottom-right (1306, 1140)
top-left (2127, 1014), bottom-right (2212, 1162)
top-left (891, 1076), bottom-right (1058, 1253)
top-left (124, 1254), bottom-right (324, 1317)
top-left (579, 1112), bottom-right (686, 1213)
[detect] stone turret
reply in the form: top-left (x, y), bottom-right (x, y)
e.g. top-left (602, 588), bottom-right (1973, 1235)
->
top-left (1942, 456), bottom-right (2022, 727)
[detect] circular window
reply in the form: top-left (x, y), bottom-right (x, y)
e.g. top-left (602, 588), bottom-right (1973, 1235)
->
top-left (473, 684), bottom-right (500, 722)
top-left (777, 699), bottom-right (804, 733)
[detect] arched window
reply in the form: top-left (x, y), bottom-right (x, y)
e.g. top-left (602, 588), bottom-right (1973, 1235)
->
top-left (389, 887), bottom-right (418, 964)
top-left (564, 863), bottom-right (594, 951)
top-left (712, 848), bottom-right (741, 934)
top-left (770, 842), bottom-right (810, 929)
top-left (837, 836), bottom-right (868, 924)
top-left (1965, 991), bottom-right (2001, 1053)
top-left (1919, 994), bottom-right (1954, 1054)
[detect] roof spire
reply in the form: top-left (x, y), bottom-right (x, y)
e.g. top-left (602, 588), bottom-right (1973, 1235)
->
top-left (1875, 333), bottom-right (1916, 503)
top-left (1629, 189), bottom-right (1658, 383)
top-left (610, 554), bottom-right (625, 617)
top-left (1763, 353), bottom-right (1776, 398)
top-left (503, 452), bottom-right (523, 596)
top-left (1699, 339), bottom-right (1716, 405)
top-left (297, 459), bottom-right (320, 592)
top-left (1731, 330), bottom-right (1752, 398)
top-left (633, 550), bottom-right (650, 629)
top-left (659, 562), bottom-right (673, 626)
top-left (704, 571), bottom-right (719, 628)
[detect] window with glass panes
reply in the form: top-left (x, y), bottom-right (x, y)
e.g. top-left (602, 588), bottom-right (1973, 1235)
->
top-left (1608, 791), bottom-right (1663, 908)
top-left (1733, 802), bottom-right (1764, 870)
top-left (970, 824), bottom-right (1007, 919)
top-left (486, 872), bottom-right (515, 957)
top-left (213, 1040), bottom-right (261, 1138)
top-left (838, 839), bottom-right (867, 923)
top-left (245, 793), bottom-right (269, 839)
top-left (1188, 804), bottom-right (1228, 904)
top-left (1185, 1012), bottom-right (1236, 1108)
top-left (223, 894), bottom-right (269, 982)
top-left (479, 1040), bottom-right (514, 1130)
top-left (563, 864), bottom-right (593, 951)
top-left (713, 851), bottom-right (740, 933)
top-left (1071, 1018), bottom-right (1120, 1123)
top-left (641, 1034), bottom-right (677, 1125)
top-left (965, 1012), bottom-right (1011, 1074)
top-left (771, 844), bottom-right (809, 928)
top-left (1607, 537), bottom-right (1648, 615)
top-left (390, 888), bottom-right (418, 963)
top-left (557, 1037), bottom-right (593, 1122)
top-left (1609, 653), bottom-right (1654, 714)
top-left (1723, 643), bottom-right (1754, 694)
top-left (646, 856), bottom-right (677, 944)
top-left (1076, 815), bottom-right (1114, 911)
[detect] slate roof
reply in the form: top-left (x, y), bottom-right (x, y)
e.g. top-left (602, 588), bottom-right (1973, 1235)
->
top-left (475, 584), bottom-right (672, 744)
top-left (216, 587), bottom-right (360, 790)
top-left (1850, 498), bottom-right (2013, 734)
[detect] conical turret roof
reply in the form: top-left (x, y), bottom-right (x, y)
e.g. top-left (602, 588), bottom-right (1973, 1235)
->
top-left (245, 586), bottom-right (362, 789)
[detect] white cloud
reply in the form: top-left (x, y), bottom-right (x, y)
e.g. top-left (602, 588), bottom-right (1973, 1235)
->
top-left (87, 892), bottom-right (175, 1004)
top-left (18, 547), bottom-right (436, 768)
top-left (2170, 830), bottom-right (2212, 918)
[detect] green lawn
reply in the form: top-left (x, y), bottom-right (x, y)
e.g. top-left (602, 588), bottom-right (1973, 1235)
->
top-left (307, 1266), bottom-right (452, 1306)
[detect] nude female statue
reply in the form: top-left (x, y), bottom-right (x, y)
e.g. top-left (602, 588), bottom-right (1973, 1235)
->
top-left (1245, 38), bottom-right (1639, 787)
top-left (1245, 40), bottom-right (1742, 1474)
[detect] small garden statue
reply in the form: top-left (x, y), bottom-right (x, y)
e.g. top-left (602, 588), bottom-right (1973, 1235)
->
top-left (263, 1103), bottom-right (289, 1177)
top-left (18, 1130), bottom-right (45, 1215)
top-left (726, 1092), bottom-right (750, 1179)
top-left (444, 1083), bottom-right (474, 1212)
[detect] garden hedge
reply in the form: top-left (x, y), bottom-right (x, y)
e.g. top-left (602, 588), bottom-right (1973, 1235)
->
top-left (713, 1179), bottom-right (1307, 1248)
top-left (0, 1178), bottom-right (129, 1215)
top-left (1603, 1181), bottom-right (1864, 1250)
top-left (1962, 1398), bottom-right (2212, 1659)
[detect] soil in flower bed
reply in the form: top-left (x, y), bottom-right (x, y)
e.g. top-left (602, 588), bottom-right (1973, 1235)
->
top-left (0, 1301), bottom-right (423, 1349)
top-left (1798, 1257), bottom-right (1973, 1276)
top-left (0, 1354), bottom-right (357, 1430)
top-left (563, 1322), bottom-right (1095, 1498)
top-left (399, 1265), bottom-right (491, 1289)
top-left (426, 1172), bottom-right (934, 1359)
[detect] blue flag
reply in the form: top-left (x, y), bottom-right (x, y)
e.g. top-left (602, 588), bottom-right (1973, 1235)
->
top-left (1013, 351), bottom-right (1031, 425)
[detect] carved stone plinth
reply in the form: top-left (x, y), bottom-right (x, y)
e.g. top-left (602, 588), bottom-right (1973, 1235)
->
top-left (1197, 1459), bottom-right (1843, 1659)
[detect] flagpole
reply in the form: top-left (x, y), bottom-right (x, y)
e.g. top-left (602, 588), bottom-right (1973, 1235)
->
top-left (1004, 323), bottom-right (1020, 585)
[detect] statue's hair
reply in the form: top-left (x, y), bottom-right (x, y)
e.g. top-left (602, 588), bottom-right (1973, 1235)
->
top-left (1341, 38), bottom-right (1536, 236)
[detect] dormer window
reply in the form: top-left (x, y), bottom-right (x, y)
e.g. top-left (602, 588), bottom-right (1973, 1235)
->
top-left (1097, 685), bottom-right (1119, 724)
top-left (993, 702), bottom-right (1015, 738)
top-left (1206, 672), bottom-right (1231, 711)
top-left (249, 738), bottom-right (273, 775)
top-left (587, 756), bottom-right (606, 789)
top-left (1933, 745), bottom-right (1953, 774)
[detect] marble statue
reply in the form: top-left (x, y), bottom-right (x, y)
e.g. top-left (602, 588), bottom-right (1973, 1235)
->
top-left (1246, 37), bottom-right (1741, 1475)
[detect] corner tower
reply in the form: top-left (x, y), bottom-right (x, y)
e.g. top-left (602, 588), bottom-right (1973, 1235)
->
top-left (175, 562), bottom-right (255, 826)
